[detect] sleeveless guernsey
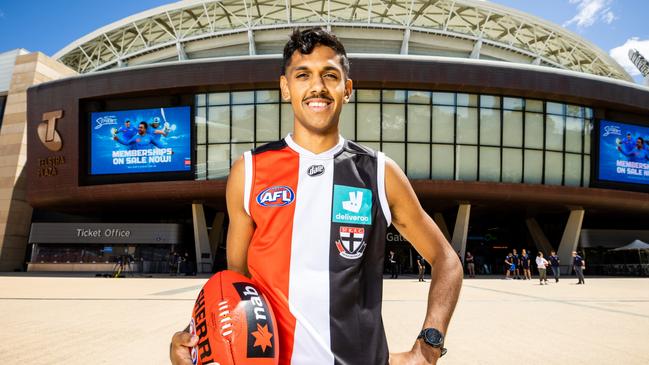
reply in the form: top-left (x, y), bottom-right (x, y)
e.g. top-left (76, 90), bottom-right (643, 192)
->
top-left (243, 134), bottom-right (391, 365)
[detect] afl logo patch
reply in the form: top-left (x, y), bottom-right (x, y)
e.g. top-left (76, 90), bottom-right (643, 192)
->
top-left (307, 164), bottom-right (325, 177)
top-left (256, 186), bottom-right (295, 207)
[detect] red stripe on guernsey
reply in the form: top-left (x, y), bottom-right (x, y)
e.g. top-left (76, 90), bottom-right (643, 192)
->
top-left (248, 145), bottom-right (299, 365)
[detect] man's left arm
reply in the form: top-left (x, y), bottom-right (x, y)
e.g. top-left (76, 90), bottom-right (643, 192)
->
top-left (385, 158), bottom-right (463, 364)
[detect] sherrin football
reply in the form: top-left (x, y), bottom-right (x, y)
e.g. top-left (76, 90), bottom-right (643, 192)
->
top-left (189, 270), bottom-right (279, 365)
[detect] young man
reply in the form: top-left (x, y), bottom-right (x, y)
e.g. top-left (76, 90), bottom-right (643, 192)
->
top-left (549, 251), bottom-right (560, 282)
top-left (170, 28), bottom-right (462, 364)
top-left (512, 249), bottom-right (521, 279)
top-left (572, 251), bottom-right (586, 284)
top-left (520, 249), bottom-right (531, 280)
top-left (536, 252), bottom-right (549, 285)
top-left (504, 252), bottom-right (514, 280)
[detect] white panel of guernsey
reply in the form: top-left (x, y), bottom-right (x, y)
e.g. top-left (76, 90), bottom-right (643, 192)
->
top-left (243, 151), bottom-right (253, 216)
top-left (288, 154), bottom-right (335, 365)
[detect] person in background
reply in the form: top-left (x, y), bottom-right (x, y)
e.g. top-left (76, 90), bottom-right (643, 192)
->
top-left (520, 249), bottom-right (531, 280)
top-left (536, 252), bottom-right (549, 285)
top-left (512, 249), bottom-right (521, 279)
top-left (465, 251), bottom-right (475, 278)
top-left (504, 252), bottom-right (514, 280)
top-left (549, 251), bottom-right (561, 283)
top-left (573, 251), bottom-right (586, 284)
top-left (417, 255), bottom-right (426, 282)
top-left (388, 250), bottom-right (399, 279)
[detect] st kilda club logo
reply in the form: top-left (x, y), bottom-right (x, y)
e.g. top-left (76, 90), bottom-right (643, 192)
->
top-left (335, 226), bottom-right (367, 259)
top-left (233, 283), bottom-right (276, 358)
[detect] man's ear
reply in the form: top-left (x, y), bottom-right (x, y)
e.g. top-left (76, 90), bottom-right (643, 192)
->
top-left (343, 78), bottom-right (353, 104)
top-left (280, 76), bottom-right (290, 101)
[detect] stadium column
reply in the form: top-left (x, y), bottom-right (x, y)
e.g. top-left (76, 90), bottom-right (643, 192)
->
top-left (451, 204), bottom-right (471, 265)
top-left (191, 203), bottom-right (213, 273)
top-left (557, 209), bottom-right (585, 274)
top-left (525, 218), bottom-right (554, 256)
top-left (0, 51), bottom-right (75, 271)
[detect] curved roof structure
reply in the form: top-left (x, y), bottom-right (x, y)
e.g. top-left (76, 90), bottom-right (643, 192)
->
top-left (54, 0), bottom-right (631, 81)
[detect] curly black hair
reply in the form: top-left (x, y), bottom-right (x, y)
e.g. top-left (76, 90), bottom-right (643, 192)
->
top-left (281, 27), bottom-right (350, 78)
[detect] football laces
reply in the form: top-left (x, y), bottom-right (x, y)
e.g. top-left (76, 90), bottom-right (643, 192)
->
top-left (217, 300), bottom-right (234, 339)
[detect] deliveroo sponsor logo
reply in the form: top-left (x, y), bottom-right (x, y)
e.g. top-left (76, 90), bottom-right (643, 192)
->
top-left (332, 185), bottom-right (372, 225)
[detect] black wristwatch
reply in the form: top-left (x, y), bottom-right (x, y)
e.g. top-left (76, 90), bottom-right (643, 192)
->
top-left (417, 328), bottom-right (447, 358)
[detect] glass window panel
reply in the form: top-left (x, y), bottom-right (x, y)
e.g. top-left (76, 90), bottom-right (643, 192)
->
top-left (502, 148), bottom-right (522, 183)
top-left (232, 91), bottom-right (254, 104)
top-left (231, 143), bottom-right (253, 165)
top-left (382, 143), bottom-right (405, 171)
top-left (407, 90), bottom-right (430, 104)
top-left (407, 105), bottom-right (430, 142)
top-left (584, 119), bottom-right (592, 154)
top-left (455, 145), bottom-right (477, 181)
top-left (456, 93), bottom-right (478, 107)
top-left (480, 108), bottom-right (500, 146)
top-left (339, 105), bottom-right (355, 140)
top-left (208, 92), bottom-right (229, 105)
top-left (207, 106), bottom-right (230, 143)
top-left (525, 99), bottom-right (543, 112)
top-left (357, 104), bottom-right (381, 141)
top-left (546, 102), bottom-right (564, 115)
top-left (545, 114), bottom-right (564, 151)
top-left (524, 112), bottom-right (543, 149)
top-left (357, 89), bottom-right (380, 102)
top-left (585, 108), bottom-right (593, 119)
top-left (207, 144), bottom-right (230, 179)
top-left (503, 110), bottom-right (523, 147)
top-left (457, 107), bottom-right (478, 144)
top-left (382, 90), bottom-right (406, 103)
top-left (583, 155), bottom-right (590, 187)
top-left (480, 95), bottom-right (500, 108)
top-left (362, 142), bottom-right (380, 151)
top-left (382, 104), bottom-right (405, 141)
top-left (432, 144), bottom-right (454, 180)
top-left (231, 105), bottom-right (254, 142)
top-left (565, 117), bottom-right (583, 153)
top-left (256, 104), bottom-right (279, 142)
top-left (565, 153), bottom-right (582, 186)
top-left (566, 104), bottom-right (583, 117)
top-left (433, 92), bottom-right (454, 105)
top-left (407, 144), bottom-right (430, 179)
top-left (503, 97), bottom-right (523, 110)
top-left (432, 105), bottom-right (454, 143)
top-left (524, 150), bottom-right (543, 184)
top-left (196, 144), bottom-right (206, 180)
top-left (281, 104), bottom-right (293, 137)
top-left (479, 147), bottom-right (500, 182)
top-left (544, 151), bottom-right (563, 185)
top-left (196, 107), bottom-right (207, 144)
top-left (196, 94), bottom-right (206, 107)
top-left (256, 90), bottom-right (279, 103)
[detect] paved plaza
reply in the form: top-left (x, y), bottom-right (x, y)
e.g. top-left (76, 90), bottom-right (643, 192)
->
top-left (1, 274), bottom-right (648, 364)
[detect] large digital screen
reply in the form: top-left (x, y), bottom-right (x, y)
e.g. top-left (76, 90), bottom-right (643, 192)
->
top-left (598, 119), bottom-right (649, 185)
top-left (90, 106), bottom-right (192, 175)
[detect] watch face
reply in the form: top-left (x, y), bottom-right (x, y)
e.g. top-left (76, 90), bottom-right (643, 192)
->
top-left (424, 329), bottom-right (443, 347)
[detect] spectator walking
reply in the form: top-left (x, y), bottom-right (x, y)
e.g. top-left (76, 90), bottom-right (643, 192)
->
top-left (504, 252), bottom-right (515, 280)
top-left (417, 256), bottom-right (426, 282)
top-left (520, 249), bottom-right (531, 280)
top-left (512, 249), bottom-right (521, 279)
top-left (465, 251), bottom-right (475, 278)
top-left (549, 251), bottom-right (561, 282)
top-left (388, 250), bottom-right (399, 279)
top-left (573, 251), bottom-right (586, 284)
top-left (536, 252), bottom-right (549, 285)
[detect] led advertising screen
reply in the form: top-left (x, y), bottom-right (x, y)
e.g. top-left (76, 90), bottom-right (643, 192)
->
top-left (598, 119), bottom-right (649, 185)
top-left (90, 106), bottom-right (192, 175)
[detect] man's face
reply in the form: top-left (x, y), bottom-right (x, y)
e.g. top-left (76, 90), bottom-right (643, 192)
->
top-left (138, 124), bottom-right (146, 135)
top-left (280, 45), bottom-right (353, 135)
top-left (513, 249), bottom-right (517, 254)
top-left (125, 121), bottom-right (130, 128)
top-left (636, 138), bottom-right (643, 149)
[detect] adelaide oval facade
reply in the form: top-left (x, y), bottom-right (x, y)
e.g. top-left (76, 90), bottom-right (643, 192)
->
top-left (7, 0), bottom-right (649, 275)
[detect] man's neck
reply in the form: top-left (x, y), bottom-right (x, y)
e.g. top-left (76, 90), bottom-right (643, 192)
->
top-left (291, 126), bottom-right (340, 154)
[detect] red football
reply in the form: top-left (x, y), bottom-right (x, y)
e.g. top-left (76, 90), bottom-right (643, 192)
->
top-left (189, 270), bottom-right (279, 365)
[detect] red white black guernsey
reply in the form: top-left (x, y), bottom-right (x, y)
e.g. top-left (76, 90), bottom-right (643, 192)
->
top-left (243, 134), bottom-right (391, 365)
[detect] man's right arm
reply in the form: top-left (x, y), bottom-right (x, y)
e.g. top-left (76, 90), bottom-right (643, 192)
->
top-left (169, 157), bottom-right (254, 364)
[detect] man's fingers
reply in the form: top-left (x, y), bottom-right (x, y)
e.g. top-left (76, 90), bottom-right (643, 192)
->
top-left (172, 331), bottom-right (198, 347)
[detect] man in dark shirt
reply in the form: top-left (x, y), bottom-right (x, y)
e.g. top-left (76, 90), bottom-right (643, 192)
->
top-left (549, 251), bottom-right (560, 282)
top-left (512, 249), bottom-right (521, 279)
top-left (504, 253), bottom-right (514, 280)
top-left (572, 251), bottom-right (586, 284)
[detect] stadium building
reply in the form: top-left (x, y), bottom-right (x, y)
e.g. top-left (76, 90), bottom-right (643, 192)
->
top-left (1, 0), bottom-right (648, 275)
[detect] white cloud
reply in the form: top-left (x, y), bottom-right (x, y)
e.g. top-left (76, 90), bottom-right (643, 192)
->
top-left (609, 37), bottom-right (649, 76)
top-left (563, 0), bottom-right (616, 28)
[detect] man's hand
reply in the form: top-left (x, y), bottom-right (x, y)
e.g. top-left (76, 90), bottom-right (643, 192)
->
top-left (390, 340), bottom-right (441, 365)
top-left (170, 331), bottom-right (198, 365)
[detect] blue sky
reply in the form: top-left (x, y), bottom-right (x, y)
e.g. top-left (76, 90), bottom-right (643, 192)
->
top-left (0, 0), bottom-right (648, 83)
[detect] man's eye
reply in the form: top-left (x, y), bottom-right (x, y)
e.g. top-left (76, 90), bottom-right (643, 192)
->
top-left (296, 73), bottom-right (307, 79)
top-left (324, 74), bottom-right (338, 79)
